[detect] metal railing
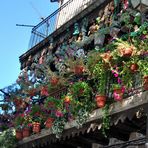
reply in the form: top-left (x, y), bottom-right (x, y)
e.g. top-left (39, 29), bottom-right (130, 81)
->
top-left (28, 0), bottom-right (94, 49)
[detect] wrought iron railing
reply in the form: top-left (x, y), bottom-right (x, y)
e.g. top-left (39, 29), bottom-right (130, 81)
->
top-left (28, 0), bottom-right (94, 49)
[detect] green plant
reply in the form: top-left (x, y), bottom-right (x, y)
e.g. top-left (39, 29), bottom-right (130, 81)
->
top-left (138, 59), bottom-right (148, 77)
top-left (14, 115), bottom-right (24, 129)
top-left (52, 117), bottom-right (66, 138)
top-left (30, 104), bottom-right (44, 123)
top-left (112, 84), bottom-right (121, 90)
top-left (93, 60), bottom-right (107, 95)
top-left (101, 104), bottom-right (110, 137)
top-left (70, 81), bottom-right (91, 99)
top-left (44, 97), bottom-right (63, 111)
top-left (0, 129), bottom-right (16, 148)
top-left (75, 108), bottom-right (89, 128)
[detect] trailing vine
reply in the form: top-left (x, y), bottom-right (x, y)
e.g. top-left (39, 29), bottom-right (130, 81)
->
top-left (101, 104), bottom-right (110, 137)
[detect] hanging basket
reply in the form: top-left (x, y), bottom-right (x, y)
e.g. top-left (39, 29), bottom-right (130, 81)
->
top-left (120, 47), bottom-right (133, 57)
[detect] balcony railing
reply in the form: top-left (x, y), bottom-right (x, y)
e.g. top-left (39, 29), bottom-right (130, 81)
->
top-left (28, 0), bottom-right (94, 49)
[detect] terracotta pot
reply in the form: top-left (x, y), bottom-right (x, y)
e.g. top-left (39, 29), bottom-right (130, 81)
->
top-left (16, 130), bottom-right (23, 140)
top-left (95, 95), bottom-right (106, 108)
top-left (32, 122), bottom-right (40, 133)
top-left (50, 77), bottom-right (59, 86)
top-left (143, 76), bottom-right (148, 90)
top-left (74, 66), bottom-right (84, 75)
top-left (120, 47), bottom-right (133, 57)
top-left (113, 89), bottom-right (123, 101)
top-left (23, 128), bottom-right (30, 138)
top-left (130, 63), bottom-right (138, 73)
top-left (45, 118), bottom-right (54, 128)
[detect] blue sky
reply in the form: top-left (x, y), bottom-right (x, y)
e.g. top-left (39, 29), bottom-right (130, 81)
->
top-left (0, 0), bottom-right (58, 89)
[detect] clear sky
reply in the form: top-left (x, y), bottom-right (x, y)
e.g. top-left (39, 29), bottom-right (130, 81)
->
top-left (0, 0), bottom-right (58, 89)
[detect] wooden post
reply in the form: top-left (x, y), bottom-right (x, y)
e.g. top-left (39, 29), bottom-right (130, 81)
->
top-left (145, 113), bottom-right (148, 148)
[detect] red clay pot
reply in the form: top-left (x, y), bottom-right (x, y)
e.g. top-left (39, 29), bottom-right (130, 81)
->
top-left (32, 122), bottom-right (40, 133)
top-left (45, 118), bottom-right (54, 128)
top-left (113, 89), bottom-right (123, 101)
top-left (95, 95), bottom-right (106, 108)
top-left (120, 47), bottom-right (133, 57)
top-left (16, 130), bottom-right (23, 140)
top-left (23, 128), bottom-right (30, 138)
top-left (130, 63), bottom-right (138, 73)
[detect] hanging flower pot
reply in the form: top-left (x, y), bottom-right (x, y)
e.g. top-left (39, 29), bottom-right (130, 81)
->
top-left (130, 63), bottom-right (138, 73)
top-left (113, 88), bottom-right (123, 101)
top-left (45, 118), bottom-right (54, 128)
top-left (95, 95), bottom-right (106, 108)
top-left (74, 65), bottom-right (85, 75)
top-left (16, 129), bottom-right (23, 140)
top-left (143, 76), bottom-right (148, 90)
top-left (22, 127), bottom-right (30, 138)
top-left (50, 77), bottom-right (59, 86)
top-left (32, 122), bottom-right (41, 133)
top-left (119, 47), bottom-right (133, 57)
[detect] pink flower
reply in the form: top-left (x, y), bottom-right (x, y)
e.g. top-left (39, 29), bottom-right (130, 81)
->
top-left (114, 73), bottom-right (118, 77)
top-left (113, 92), bottom-right (122, 101)
top-left (117, 78), bottom-right (121, 84)
top-left (121, 86), bottom-right (125, 93)
top-left (55, 110), bottom-right (63, 117)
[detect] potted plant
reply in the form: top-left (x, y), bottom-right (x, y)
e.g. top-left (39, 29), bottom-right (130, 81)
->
top-left (93, 60), bottom-right (107, 108)
top-left (22, 114), bottom-right (32, 138)
top-left (14, 115), bottom-right (24, 140)
top-left (44, 97), bottom-right (63, 128)
top-left (45, 117), bottom-right (54, 128)
top-left (115, 39), bottom-right (136, 57)
top-left (30, 104), bottom-right (42, 133)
